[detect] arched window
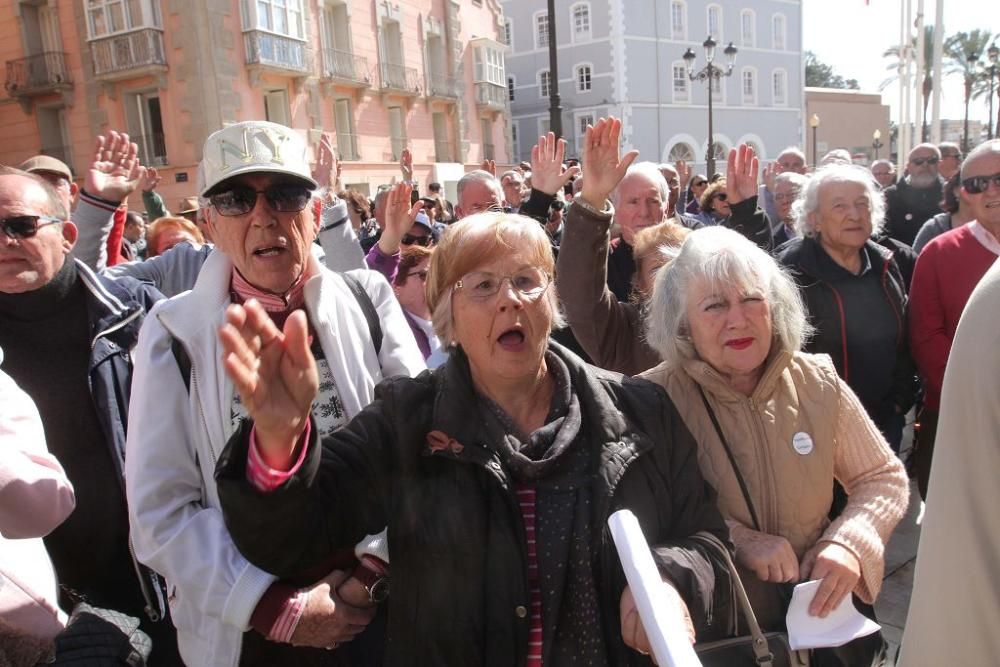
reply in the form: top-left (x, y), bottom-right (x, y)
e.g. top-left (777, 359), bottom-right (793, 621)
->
top-left (772, 69), bottom-right (787, 106)
top-left (772, 14), bottom-right (786, 50)
top-left (575, 64), bottom-right (592, 92)
top-left (744, 141), bottom-right (762, 158)
top-left (707, 5), bottom-right (723, 42)
top-left (740, 9), bottom-right (755, 47)
top-left (710, 141), bottom-right (727, 163)
top-left (570, 3), bottom-right (591, 42)
top-left (669, 143), bottom-right (696, 163)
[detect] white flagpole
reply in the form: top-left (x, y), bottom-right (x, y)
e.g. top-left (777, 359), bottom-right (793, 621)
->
top-left (930, 0), bottom-right (944, 143)
top-left (915, 0), bottom-right (926, 143)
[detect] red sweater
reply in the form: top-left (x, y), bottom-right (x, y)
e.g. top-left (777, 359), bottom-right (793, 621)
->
top-left (909, 225), bottom-right (998, 410)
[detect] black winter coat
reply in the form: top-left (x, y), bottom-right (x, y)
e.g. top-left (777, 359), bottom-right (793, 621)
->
top-left (777, 237), bottom-right (918, 425)
top-left (216, 344), bottom-right (733, 667)
top-left (883, 177), bottom-right (944, 247)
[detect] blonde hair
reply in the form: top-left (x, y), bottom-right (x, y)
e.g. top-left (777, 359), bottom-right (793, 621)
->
top-left (146, 216), bottom-right (204, 257)
top-left (426, 212), bottom-right (564, 346)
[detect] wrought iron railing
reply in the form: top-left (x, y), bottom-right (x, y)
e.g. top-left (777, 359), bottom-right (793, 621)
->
top-left (322, 49), bottom-right (369, 84)
top-left (379, 62), bottom-right (421, 93)
top-left (4, 52), bottom-right (71, 94)
top-left (90, 29), bottom-right (166, 77)
top-left (244, 30), bottom-right (311, 73)
top-left (426, 73), bottom-right (458, 98)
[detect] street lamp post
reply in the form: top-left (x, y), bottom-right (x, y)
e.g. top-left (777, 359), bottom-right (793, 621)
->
top-left (809, 114), bottom-right (820, 168)
top-left (546, 0), bottom-right (563, 139)
top-left (872, 129), bottom-right (884, 161)
top-left (987, 44), bottom-right (999, 140)
top-left (683, 38), bottom-right (737, 177)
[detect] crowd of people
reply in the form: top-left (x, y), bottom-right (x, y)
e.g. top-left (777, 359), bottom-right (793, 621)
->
top-left (1, 111), bottom-right (997, 667)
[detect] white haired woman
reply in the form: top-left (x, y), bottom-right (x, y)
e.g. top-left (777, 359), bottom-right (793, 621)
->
top-left (775, 164), bottom-right (917, 452)
top-left (213, 212), bottom-right (736, 664)
top-left (639, 227), bottom-right (908, 656)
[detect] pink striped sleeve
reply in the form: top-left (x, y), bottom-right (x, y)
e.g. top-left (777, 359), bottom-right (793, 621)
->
top-left (246, 422), bottom-right (311, 492)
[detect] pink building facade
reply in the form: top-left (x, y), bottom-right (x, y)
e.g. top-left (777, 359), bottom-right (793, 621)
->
top-left (1, 0), bottom-right (511, 209)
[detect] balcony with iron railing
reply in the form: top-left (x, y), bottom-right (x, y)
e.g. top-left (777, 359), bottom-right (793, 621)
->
top-left (321, 49), bottom-right (370, 87)
top-left (4, 52), bottom-right (72, 97)
top-left (378, 62), bottom-right (421, 96)
top-left (244, 30), bottom-right (311, 75)
top-left (90, 28), bottom-right (167, 80)
top-left (474, 81), bottom-right (507, 111)
top-left (433, 139), bottom-right (455, 163)
top-left (426, 73), bottom-right (458, 100)
top-left (134, 132), bottom-right (168, 166)
top-left (336, 132), bottom-right (360, 161)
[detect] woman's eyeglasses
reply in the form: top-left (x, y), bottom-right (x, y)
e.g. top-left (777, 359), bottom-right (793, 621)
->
top-left (0, 214), bottom-right (62, 240)
top-left (208, 184), bottom-right (312, 216)
top-left (401, 233), bottom-right (432, 247)
top-left (962, 172), bottom-right (1000, 195)
top-left (454, 268), bottom-right (551, 301)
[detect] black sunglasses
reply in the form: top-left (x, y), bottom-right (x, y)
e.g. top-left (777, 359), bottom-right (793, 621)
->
top-left (910, 156), bottom-right (940, 167)
top-left (962, 172), bottom-right (1000, 195)
top-left (714, 193), bottom-right (728, 201)
top-left (0, 214), bottom-right (62, 240)
top-left (401, 233), bottom-right (432, 247)
top-left (208, 184), bottom-right (312, 217)
top-left (692, 180), bottom-right (708, 187)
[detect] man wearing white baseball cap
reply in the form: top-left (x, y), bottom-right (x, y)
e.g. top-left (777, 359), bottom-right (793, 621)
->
top-left (124, 120), bottom-right (424, 666)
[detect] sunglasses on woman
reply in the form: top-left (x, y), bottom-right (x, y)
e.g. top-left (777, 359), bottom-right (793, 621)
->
top-left (0, 214), bottom-right (62, 240)
top-left (714, 193), bottom-right (728, 201)
top-left (401, 233), bottom-right (432, 247)
top-left (208, 184), bottom-right (313, 216)
top-left (962, 172), bottom-right (1000, 195)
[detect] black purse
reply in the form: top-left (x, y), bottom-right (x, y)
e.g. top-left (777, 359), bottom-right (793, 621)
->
top-left (51, 602), bottom-right (153, 666)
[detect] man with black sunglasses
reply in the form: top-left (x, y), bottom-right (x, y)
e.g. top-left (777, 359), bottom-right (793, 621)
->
top-left (884, 143), bottom-right (945, 247)
top-left (909, 139), bottom-right (1000, 500)
top-left (0, 166), bottom-right (179, 663)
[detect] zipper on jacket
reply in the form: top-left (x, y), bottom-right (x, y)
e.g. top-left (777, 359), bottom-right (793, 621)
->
top-left (745, 397), bottom-right (777, 533)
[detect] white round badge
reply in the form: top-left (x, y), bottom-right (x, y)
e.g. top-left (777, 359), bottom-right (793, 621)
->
top-left (792, 432), bottom-right (814, 456)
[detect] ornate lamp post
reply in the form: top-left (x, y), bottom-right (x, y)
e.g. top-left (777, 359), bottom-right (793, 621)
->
top-left (809, 114), bottom-right (820, 168)
top-left (987, 44), bottom-right (998, 140)
top-left (683, 37), bottom-right (737, 177)
top-left (546, 0), bottom-right (562, 139)
top-left (872, 129), bottom-right (884, 161)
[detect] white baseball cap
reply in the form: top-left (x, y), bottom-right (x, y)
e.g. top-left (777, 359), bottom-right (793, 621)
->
top-left (200, 120), bottom-right (317, 196)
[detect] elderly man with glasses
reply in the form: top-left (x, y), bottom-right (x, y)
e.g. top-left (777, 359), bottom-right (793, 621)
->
top-left (937, 142), bottom-right (963, 180)
top-left (884, 143), bottom-right (946, 247)
top-left (0, 166), bottom-right (178, 662)
top-left (123, 120), bottom-right (424, 666)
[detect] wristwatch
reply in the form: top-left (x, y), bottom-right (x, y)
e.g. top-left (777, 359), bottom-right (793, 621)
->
top-left (351, 559), bottom-right (389, 603)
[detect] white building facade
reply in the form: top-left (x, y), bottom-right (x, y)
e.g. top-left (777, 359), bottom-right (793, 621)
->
top-left (501, 0), bottom-right (803, 174)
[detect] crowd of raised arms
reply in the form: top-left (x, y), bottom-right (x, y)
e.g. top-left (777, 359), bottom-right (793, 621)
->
top-left (2, 115), bottom-right (999, 667)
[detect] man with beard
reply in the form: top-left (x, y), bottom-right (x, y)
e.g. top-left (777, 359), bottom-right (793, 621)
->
top-left (884, 143), bottom-right (945, 247)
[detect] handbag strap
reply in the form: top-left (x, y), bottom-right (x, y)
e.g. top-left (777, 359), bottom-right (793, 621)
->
top-left (690, 532), bottom-right (775, 667)
top-left (696, 385), bottom-right (762, 532)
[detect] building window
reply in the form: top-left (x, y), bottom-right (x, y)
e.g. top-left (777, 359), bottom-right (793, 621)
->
top-left (539, 117), bottom-right (550, 137)
top-left (707, 5), bottom-right (722, 41)
top-left (672, 63), bottom-right (689, 102)
top-left (711, 74), bottom-right (722, 102)
top-left (334, 97), bottom-right (358, 160)
top-left (321, 3), bottom-right (351, 53)
top-left (86, 0), bottom-right (162, 38)
top-left (539, 70), bottom-right (551, 98)
top-left (535, 12), bottom-right (549, 49)
top-left (571, 3), bottom-right (591, 41)
top-left (263, 88), bottom-right (290, 126)
top-left (575, 112), bottom-right (594, 153)
top-left (388, 105), bottom-right (406, 161)
top-left (508, 76), bottom-right (515, 101)
top-left (668, 142), bottom-right (695, 163)
top-left (744, 140), bottom-right (762, 159)
top-left (740, 10), bottom-right (754, 47)
top-left (481, 118), bottom-right (495, 160)
top-left (741, 68), bottom-right (756, 105)
top-left (576, 64), bottom-right (592, 92)
top-left (772, 69), bottom-right (787, 106)
top-left (772, 14), bottom-right (786, 50)
top-left (503, 18), bottom-right (512, 47)
top-left (511, 121), bottom-right (520, 162)
top-left (670, 1), bottom-right (686, 40)
top-left (126, 91), bottom-right (167, 165)
top-left (473, 42), bottom-right (505, 85)
top-left (254, 0), bottom-right (303, 38)
top-left (433, 111), bottom-right (453, 162)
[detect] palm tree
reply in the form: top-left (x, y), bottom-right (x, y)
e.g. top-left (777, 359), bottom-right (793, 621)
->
top-left (970, 41), bottom-right (999, 140)
top-left (882, 25), bottom-right (938, 141)
top-left (946, 30), bottom-right (995, 151)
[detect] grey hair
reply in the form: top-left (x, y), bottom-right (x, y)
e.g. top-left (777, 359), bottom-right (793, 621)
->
top-left (612, 161), bottom-right (669, 205)
top-left (908, 143), bottom-right (941, 160)
top-left (499, 169), bottom-right (523, 185)
top-left (456, 170), bottom-right (503, 205)
top-left (792, 163), bottom-right (886, 239)
top-left (961, 139), bottom-right (1000, 180)
top-left (645, 226), bottom-right (811, 369)
top-left (820, 149), bottom-right (852, 166)
top-left (871, 159), bottom-right (896, 172)
top-left (777, 146), bottom-right (806, 162)
top-left (0, 165), bottom-right (68, 220)
top-left (774, 172), bottom-right (809, 190)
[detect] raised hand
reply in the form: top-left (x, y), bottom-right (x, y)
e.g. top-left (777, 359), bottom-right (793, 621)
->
top-left (725, 144), bottom-right (760, 206)
top-left (378, 181), bottom-right (423, 255)
top-left (730, 522), bottom-right (800, 583)
top-left (290, 570), bottom-right (377, 649)
top-left (580, 117), bottom-right (639, 209)
top-left (138, 166), bottom-right (162, 193)
top-left (86, 131), bottom-right (146, 204)
top-left (621, 579), bottom-right (695, 658)
top-left (762, 161), bottom-right (777, 193)
top-left (799, 542), bottom-right (861, 618)
top-left (399, 148), bottom-right (413, 182)
top-left (313, 133), bottom-right (342, 195)
top-left (218, 300), bottom-right (318, 469)
top-left (675, 159), bottom-right (693, 188)
top-left (479, 159), bottom-right (497, 177)
top-left (529, 132), bottom-right (580, 196)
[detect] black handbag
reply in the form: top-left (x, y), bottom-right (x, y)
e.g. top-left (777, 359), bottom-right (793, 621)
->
top-left (51, 602), bottom-right (152, 666)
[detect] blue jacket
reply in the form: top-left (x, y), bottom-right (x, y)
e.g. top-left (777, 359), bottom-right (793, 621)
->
top-left (76, 260), bottom-right (167, 621)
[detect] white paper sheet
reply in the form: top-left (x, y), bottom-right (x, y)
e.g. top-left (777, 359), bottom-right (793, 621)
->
top-left (785, 580), bottom-right (881, 650)
top-left (608, 509), bottom-right (702, 667)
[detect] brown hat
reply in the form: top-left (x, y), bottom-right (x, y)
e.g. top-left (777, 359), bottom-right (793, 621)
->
top-left (177, 196), bottom-right (200, 215)
top-left (18, 155), bottom-right (73, 181)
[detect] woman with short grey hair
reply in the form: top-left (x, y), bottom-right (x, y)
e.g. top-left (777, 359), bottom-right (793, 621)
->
top-left (641, 226), bottom-right (908, 657)
top-left (777, 163), bottom-right (917, 452)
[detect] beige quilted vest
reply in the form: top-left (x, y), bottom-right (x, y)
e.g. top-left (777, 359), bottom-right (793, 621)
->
top-left (640, 350), bottom-right (841, 558)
